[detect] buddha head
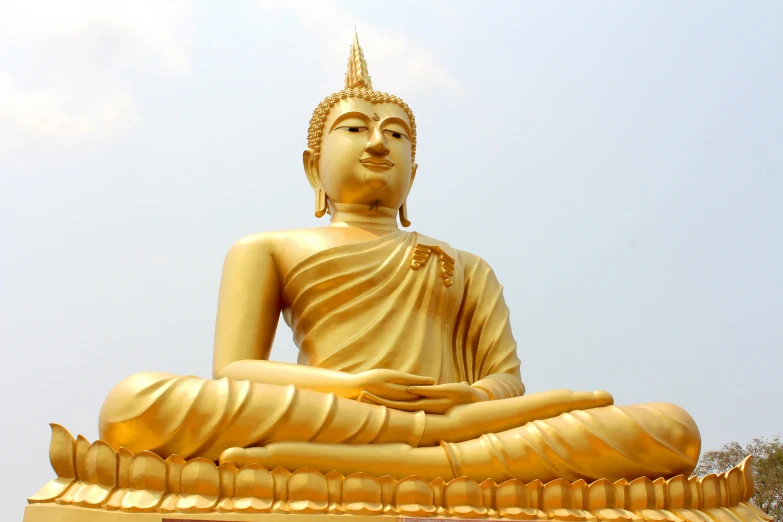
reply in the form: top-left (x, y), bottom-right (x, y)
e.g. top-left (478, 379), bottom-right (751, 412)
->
top-left (303, 30), bottom-right (418, 226)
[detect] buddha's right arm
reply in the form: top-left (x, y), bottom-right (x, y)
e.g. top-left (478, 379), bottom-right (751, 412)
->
top-left (210, 235), bottom-right (361, 399)
top-left (216, 359), bottom-right (364, 399)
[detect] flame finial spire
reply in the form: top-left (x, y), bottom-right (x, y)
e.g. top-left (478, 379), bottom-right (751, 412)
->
top-left (308, 29), bottom-right (417, 161)
top-left (344, 28), bottom-right (373, 90)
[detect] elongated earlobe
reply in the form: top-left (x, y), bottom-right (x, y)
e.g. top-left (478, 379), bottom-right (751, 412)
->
top-left (315, 188), bottom-right (327, 218)
top-left (399, 199), bottom-right (411, 227)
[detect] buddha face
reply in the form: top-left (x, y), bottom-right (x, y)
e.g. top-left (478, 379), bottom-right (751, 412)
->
top-left (304, 97), bottom-right (417, 212)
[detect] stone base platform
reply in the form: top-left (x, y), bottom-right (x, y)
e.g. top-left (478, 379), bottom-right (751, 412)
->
top-left (24, 504), bottom-right (419, 521)
top-left (24, 425), bottom-right (773, 521)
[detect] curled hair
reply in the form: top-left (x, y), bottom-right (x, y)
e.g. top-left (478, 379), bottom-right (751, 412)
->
top-left (307, 88), bottom-right (417, 161)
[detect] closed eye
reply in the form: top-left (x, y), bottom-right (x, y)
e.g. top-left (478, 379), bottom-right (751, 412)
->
top-left (383, 129), bottom-right (408, 140)
top-left (337, 126), bottom-right (368, 133)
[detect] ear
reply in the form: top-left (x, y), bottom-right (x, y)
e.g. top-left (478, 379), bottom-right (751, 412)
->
top-left (406, 162), bottom-right (418, 197)
top-left (303, 149), bottom-right (321, 190)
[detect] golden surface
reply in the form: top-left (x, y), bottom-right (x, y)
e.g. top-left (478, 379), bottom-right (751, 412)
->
top-left (24, 505), bottom-right (414, 522)
top-left (27, 425), bottom-right (772, 521)
top-left (23, 31), bottom-right (764, 520)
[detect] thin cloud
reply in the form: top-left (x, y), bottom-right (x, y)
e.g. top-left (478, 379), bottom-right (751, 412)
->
top-left (0, 0), bottom-right (192, 139)
top-left (0, 73), bottom-right (137, 138)
top-left (256, 0), bottom-right (462, 95)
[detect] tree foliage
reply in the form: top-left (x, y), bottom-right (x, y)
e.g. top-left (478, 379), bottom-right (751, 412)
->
top-left (693, 436), bottom-right (782, 522)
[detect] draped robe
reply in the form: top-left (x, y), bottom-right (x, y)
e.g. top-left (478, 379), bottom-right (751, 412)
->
top-left (99, 231), bottom-right (701, 482)
top-left (282, 230), bottom-right (524, 399)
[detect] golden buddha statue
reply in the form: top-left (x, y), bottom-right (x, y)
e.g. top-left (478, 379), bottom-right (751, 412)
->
top-left (26, 31), bottom-right (771, 522)
top-left (96, 31), bottom-right (701, 484)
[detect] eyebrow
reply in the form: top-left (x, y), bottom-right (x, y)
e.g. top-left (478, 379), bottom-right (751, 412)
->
top-left (329, 111), bottom-right (371, 133)
top-left (381, 116), bottom-right (412, 137)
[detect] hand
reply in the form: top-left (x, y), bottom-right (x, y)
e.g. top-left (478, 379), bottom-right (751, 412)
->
top-left (358, 381), bottom-right (490, 415)
top-left (348, 369), bottom-right (434, 402)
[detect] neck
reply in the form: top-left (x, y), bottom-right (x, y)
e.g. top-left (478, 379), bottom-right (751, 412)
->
top-left (329, 202), bottom-right (399, 231)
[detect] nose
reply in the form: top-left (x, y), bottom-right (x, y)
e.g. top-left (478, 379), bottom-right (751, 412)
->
top-left (365, 126), bottom-right (389, 156)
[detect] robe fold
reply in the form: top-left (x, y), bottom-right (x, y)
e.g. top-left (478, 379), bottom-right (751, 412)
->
top-left (281, 230), bottom-right (524, 399)
top-left (99, 230), bottom-right (700, 482)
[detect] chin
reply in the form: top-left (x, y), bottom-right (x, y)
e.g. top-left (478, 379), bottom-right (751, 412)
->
top-left (364, 171), bottom-right (391, 190)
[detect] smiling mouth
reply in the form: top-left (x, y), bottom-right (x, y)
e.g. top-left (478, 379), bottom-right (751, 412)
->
top-left (360, 158), bottom-right (394, 170)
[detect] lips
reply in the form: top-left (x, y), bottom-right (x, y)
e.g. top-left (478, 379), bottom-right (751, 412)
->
top-left (360, 158), bottom-right (394, 169)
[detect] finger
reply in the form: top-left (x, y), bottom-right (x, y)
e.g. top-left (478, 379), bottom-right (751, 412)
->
top-left (373, 383), bottom-right (422, 401)
top-left (358, 391), bottom-right (389, 405)
top-left (408, 386), bottom-right (451, 398)
top-left (358, 392), bottom-right (382, 406)
top-left (360, 383), bottom-right (421, 402)
top-left (362, 393), bottom-right (450, 414)
top-left (408, 384), bottom-right (462, 398)
top-left (388, 373), bottom-right (436, 386)
top-left (360, 392), bottom-right (419, 411)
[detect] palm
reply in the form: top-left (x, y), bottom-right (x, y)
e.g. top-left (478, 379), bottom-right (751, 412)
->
top-left (357, 381), bottom-right (488, 414)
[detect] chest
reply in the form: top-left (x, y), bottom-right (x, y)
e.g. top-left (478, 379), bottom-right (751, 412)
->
top-left (275, 228), bottom-right (391, 282)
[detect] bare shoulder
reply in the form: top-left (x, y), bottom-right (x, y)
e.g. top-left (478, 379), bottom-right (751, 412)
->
top-left (229, 230), bottom-right (280, 256)
top-left (228, 227), bottom-right (342, 269)
top-left (231, 227), bottom-right (322, 250)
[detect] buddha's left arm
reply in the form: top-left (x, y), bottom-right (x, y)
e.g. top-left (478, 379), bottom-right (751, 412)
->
top-left (472, 373), bottom-right (525, 400)
top-left (456, 251), bottom-right (526, 400)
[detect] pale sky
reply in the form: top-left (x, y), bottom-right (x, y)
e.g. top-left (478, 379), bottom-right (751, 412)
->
top-left (1, 1), bottom-right (782, 519)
